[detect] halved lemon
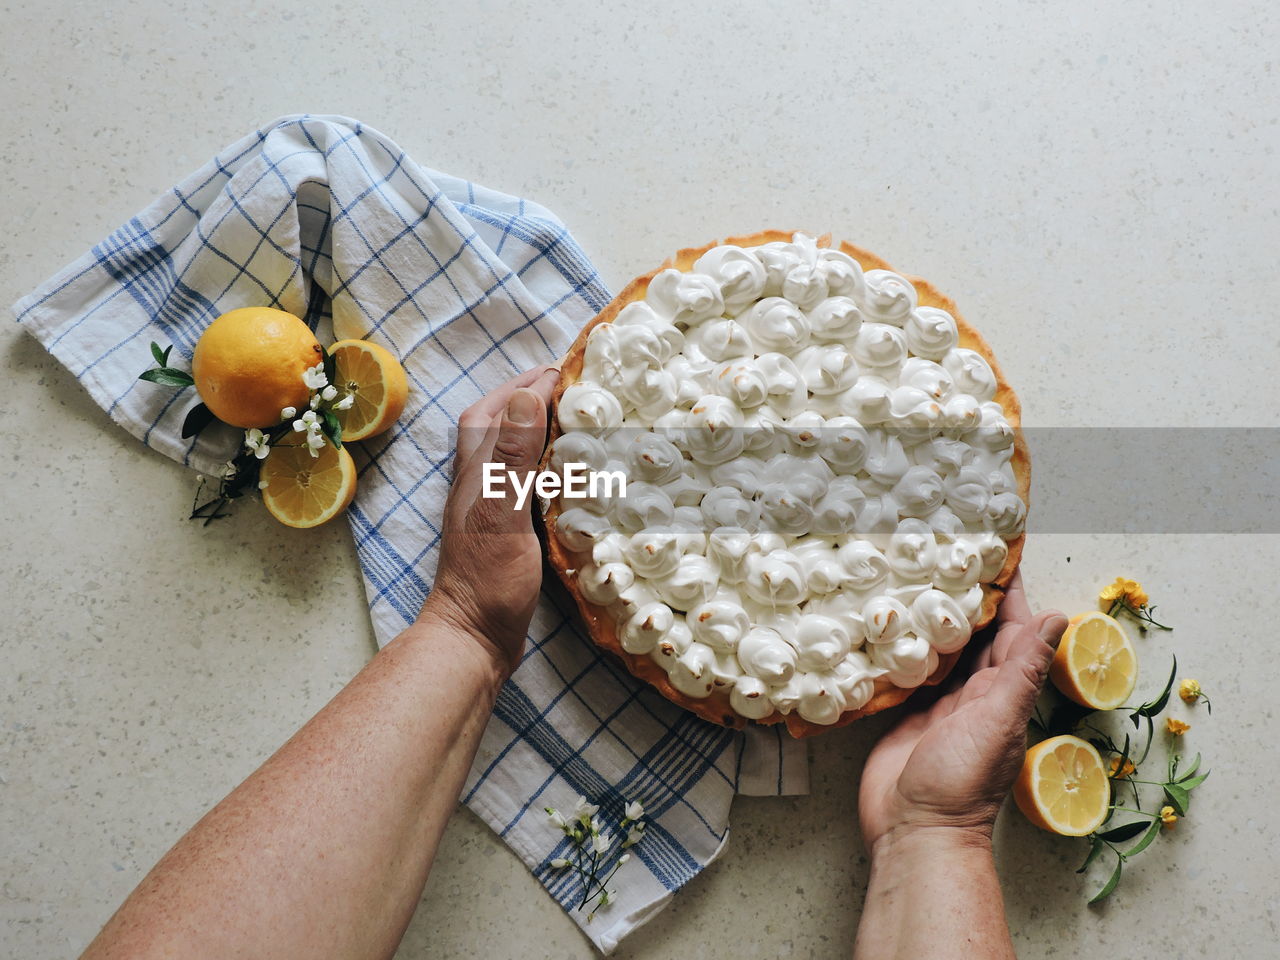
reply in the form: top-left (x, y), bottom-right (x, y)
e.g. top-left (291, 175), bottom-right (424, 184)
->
top-left (1048, 611), bottom-right (1138, 710)
top-left (1013, 735), bottom-right (1110, 836)
top-left (260, 434), bottom-right (358, 528)
top-left (328, 339), bottom-right (409, 441)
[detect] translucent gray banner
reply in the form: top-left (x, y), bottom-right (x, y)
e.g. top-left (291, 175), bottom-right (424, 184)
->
top-left (1023, 428), bottom-right (1279, 534)
top-left (461, 426), bottom-right (1280, 534)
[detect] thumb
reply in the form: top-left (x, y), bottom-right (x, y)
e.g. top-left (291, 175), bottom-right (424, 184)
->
top-left (492, 387), bottom-right (548, 471)
top-left (982, 610), bottom-right (1068, 722)
top-left (478, 387), bottom-right (549, 530)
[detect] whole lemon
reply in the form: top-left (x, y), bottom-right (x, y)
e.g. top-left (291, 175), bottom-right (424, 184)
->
top-left (192, 307), bottom-right (323, 428)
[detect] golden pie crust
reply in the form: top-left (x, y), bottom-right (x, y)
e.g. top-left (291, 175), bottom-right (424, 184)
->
top-left (540, 231), bottom-right (1030, 737)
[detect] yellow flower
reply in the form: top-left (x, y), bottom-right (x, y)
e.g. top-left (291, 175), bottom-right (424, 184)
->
top-left (1160, 805), bottom-right (1178, 828)
top-left (1166, 717), bottom-right (1191, 736)
top-left (1108, 756), bottom-right (1136, 779)
top-left (1179, 679), bottom-right (1202, 704)
top-left (1099, 577), bottom-right (1148, 611)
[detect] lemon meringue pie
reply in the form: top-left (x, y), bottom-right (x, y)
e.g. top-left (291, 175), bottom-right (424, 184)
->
top-left (541, 231), bottom-right (1028, 737)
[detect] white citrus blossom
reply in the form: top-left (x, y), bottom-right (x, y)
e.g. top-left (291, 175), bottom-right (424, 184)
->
top-left (545, 807), bottom-right (568, 830)
top-left (624, 800), bottom-right (644, 822)
top-left (591, 831), bottom-right (613, 854)
top-left (335, 394), bottom-right (355, 411)
top-left (243, 428), bottom-right (270, 460)
top-left (619, 853), bottom-right (631, 865)
top-left (309, 392), bottom-right (322, 410)
top-left (573, 796), bottom-right (600, 823)
top-left (550, 858), bottom-right (569, 869)
top-left (321, 384), bottom-right (338, 402)
top-left (280, 406), bottom-right (297, 421)
top-left (622, 822), bottom-right (646, 849)
top-left (223, 461), bottom-right (238, 479)
top-left (302, 363), bottom-right (328, 389)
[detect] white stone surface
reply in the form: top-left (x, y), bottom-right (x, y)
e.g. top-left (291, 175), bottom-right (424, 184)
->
top-left (2, 1), bottom-right (1277, 957)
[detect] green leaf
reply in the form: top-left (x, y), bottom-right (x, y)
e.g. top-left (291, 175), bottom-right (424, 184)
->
top-left (322, 344), bottom-right (337, 389)
top-left (1135, 655), bottom-right (1178, 718)
top-left (1124, 818), bottom-right (1163, 858)
top-left (1178, 771), bottom-right (1210, 791)
top-left (1163, 782), bottom-right (1191, 817)
top-left (139, 368), bottom-right (195, 387)
top-left (1077, 836), bottom-right (1105, 874)
top-left (322, 410), bottom-right (343, 449)
top-left (181, 402), bottom-right (216, 439)
top-left (150, 341), bottom-right (167, 365)
top-left (1176, 753), bottom-right (1202, 782)
top-left (1097, 820), bottom-right (1149, 843)
top-left (1089, 856), bottom-right (1124, 904)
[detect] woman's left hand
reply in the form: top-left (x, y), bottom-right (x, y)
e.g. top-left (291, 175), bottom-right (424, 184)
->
top-left (424, 365), bottom-right (560, 676)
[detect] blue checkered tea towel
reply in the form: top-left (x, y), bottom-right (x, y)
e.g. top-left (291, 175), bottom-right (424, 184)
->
top-left (12, 115), bottom-right (809, 953)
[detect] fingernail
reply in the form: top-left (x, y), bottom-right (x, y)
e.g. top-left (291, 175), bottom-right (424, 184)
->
top-left (1038, 613), bottom-right (1068, 645)
top-left (507, 388), bottom-right (540, 426)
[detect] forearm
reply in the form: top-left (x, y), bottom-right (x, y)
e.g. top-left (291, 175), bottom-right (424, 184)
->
top-left (82, 603), bottom-right (504, 960)
top-left (853, 828), bottom-right (1015, 960)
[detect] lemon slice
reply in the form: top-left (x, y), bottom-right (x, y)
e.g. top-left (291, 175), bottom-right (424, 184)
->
top-left (1048, 611), bottom-right (1138, 710)
top-left (260, 434), bottom-right (358, 528)
top-left (328, 339), bottom-right (409, 441)
top-left (1013, 735), bottom-right (1111, 836)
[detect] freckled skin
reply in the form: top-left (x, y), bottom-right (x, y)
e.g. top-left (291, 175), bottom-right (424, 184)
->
top-left (80, 368), bottom-right (560, 960)
top-left (854, 573), bottom-right (1067, 960)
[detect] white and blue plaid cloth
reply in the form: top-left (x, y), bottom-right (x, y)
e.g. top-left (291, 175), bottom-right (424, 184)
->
top-left (12, 115), bottom-right (808, 953)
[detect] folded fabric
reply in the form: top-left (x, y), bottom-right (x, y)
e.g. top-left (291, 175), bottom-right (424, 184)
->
top-left (12, 115), bottom-right (808, 953)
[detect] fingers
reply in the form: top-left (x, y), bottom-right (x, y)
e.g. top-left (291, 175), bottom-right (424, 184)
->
top-left (979, 610), bottom-right (1068, 723)
top-left (455, 366), bottom-right (559, 466)
top-left (996, 570), bottom-right (1031, 627)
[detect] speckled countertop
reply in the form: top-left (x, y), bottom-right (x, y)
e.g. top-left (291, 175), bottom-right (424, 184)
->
top-left (2, 1), bottom-right (1277, 957)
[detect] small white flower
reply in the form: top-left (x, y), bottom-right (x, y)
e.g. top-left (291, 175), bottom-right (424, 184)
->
top-left (308, 445), bottom-right (321, 459)
top-left (624, 800), bottom-right (644, 822)
top-left (597, 889), bottom-right (612, 906)
top-left (258, 479), bottom-right (269, 490)
top-left (223, 461), bottom-right (238, 479)
top-left (546, 808), bottom-right (567, 829)
top-left (307, 432), bottom-right (326, 450)
top-left (309, 392), bottom-right (322, 410)
top-left (292, 419), bottom-right (307, 432)
top-left (550, 858), bottom-right (569, 869)
top-left (280, 406), bottom-right (297, 421)
top-left (302, 363), bottom-right (328, 389)
top-left (591, 832), bottom-right (613, 855)
top-left (321, 384), bottom-right (338, 402)
top-left (619, 853), bottom-right (631, 864)
top-left (301, 410), bottom-right (319, 424)
top-left (572, 796), bottom-right (600, 823)
top-left (589, 816), bottom-right (603, 836)
top-left (623, 823), bottom-right (646, 848)
top-left (335, 394), bottom-right (355, 411)
top-left (243, 428), bottom-right (271, 460)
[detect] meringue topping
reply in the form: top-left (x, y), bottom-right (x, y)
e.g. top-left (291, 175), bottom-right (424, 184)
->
top-left (550, 233), bottom-right (1025, 725)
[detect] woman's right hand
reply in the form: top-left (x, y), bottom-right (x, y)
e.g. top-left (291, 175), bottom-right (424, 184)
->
top-left (857, 572), bottom-right (1068, 854)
